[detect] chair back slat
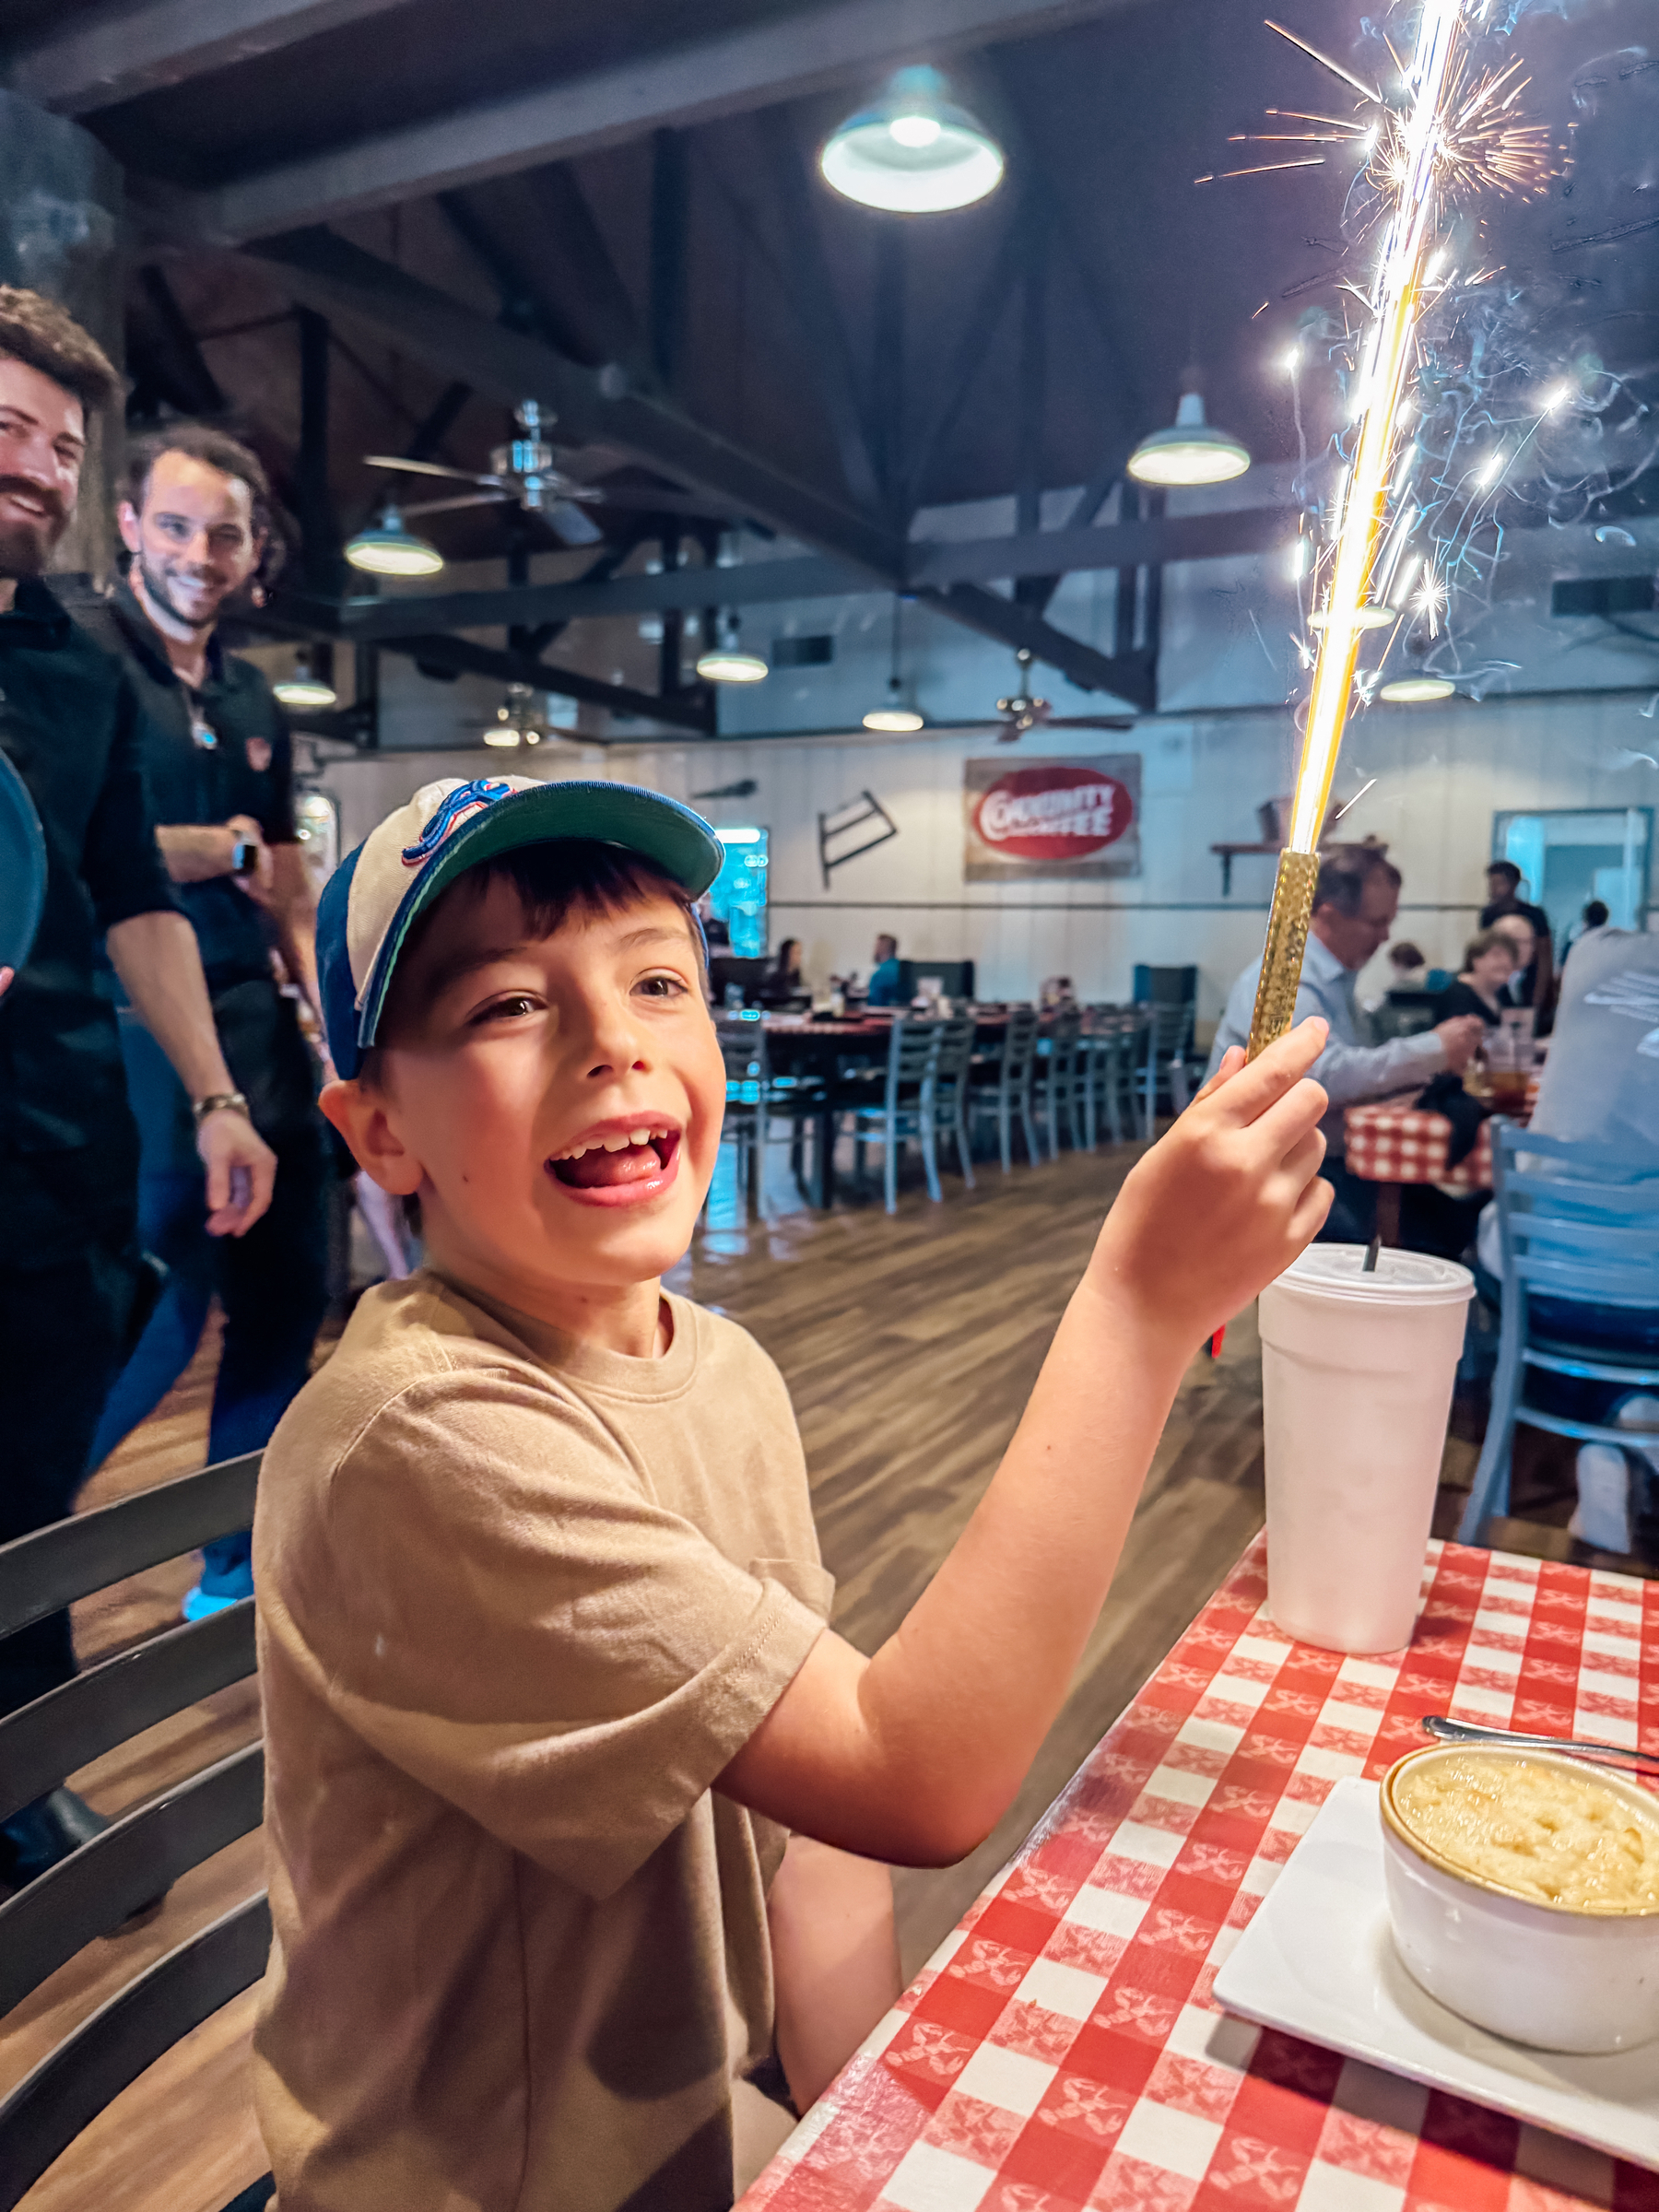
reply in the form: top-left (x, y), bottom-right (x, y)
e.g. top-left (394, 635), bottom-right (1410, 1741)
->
top-left (0, 1742), bottom-right (265, 2020)
top-left (886, 1018), bottom-right (938, 1098)
top-left (0, 1453), bottom-right (259, 1641)
top-left (0, 1600), bottom-right (254, 1825)
top-left (999, 1006), bottom-right (1040, 1082)
top-left (928, 1016), bottom-right (978, 1087)
top-left (0, 1893), bottom-right (272, 2212)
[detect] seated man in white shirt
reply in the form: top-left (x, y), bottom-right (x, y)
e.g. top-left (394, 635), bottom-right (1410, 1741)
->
top-left (1207, 847), bottom-right (1485, 1241)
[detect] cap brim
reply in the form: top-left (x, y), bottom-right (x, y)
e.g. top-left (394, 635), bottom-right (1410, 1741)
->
top-left (357, 780), bottom-right (724, 1051)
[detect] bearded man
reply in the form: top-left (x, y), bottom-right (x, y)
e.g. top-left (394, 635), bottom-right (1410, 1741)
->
top-left (0, 288), bottom-right (275, 1891)
top-left (75, 427), bottom-right (333, 1623)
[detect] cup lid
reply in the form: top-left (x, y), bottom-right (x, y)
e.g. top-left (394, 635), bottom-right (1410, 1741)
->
top-left (1270, 1243), bottom-right (1475, 1306)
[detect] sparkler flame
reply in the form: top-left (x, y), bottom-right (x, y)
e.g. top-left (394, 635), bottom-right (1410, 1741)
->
top-left (1242, 0), bottom-right (1552, 1054)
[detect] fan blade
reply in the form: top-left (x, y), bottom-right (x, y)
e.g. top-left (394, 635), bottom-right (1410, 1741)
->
top-left (1042, 715), bottom-right (1138, 730)
top-left (400, 491), bottom-right (512, 517)
top-left (547, 501), bottom-right (605, 547)
top-left (363, 455), bottom-right (500, 486)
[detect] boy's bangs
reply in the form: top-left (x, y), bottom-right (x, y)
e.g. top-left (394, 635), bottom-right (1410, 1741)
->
top-left (462, 839), bottom-right (700, 946)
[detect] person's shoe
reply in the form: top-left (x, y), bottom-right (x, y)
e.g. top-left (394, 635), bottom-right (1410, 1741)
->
top-left (182, 1558), bottom-right (254, 1622)
top-left (1569, 1442), bottom-right (1633, 1554)
top-left (0, 1786), bottom-right (109, 1888)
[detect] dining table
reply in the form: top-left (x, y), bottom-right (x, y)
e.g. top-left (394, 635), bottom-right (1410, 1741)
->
top-left (741, 1532), bottom-right (1658, 2212)
top-left (1343, 1078), bottom-right (1541, 1246)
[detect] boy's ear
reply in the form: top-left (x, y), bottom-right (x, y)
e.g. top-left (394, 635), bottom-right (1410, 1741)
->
top-left (320, 1077), bottom-right (424, 1196)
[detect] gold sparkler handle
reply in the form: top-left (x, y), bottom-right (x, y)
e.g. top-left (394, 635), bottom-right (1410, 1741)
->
top-left (1247, 848), bottom-right (1322, 1060)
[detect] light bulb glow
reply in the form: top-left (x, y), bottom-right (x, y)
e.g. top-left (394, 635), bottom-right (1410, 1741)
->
top-left (273, 676), bottom-right (338, 707)
top-left (345, 512), bottom-right (444, 577)
top-left (889, 113), bottom-right (941, 148)
top-left (863, 705), bottom-right (924, 732)
top-left (1308, 604), bottom-right (1394, 631)
top-left (695, 649), bottom-right (769, 684)
top-left (484, 724), bottom-right (522, 747)
top-left (821, 69), bottom-right (1004, 212)
top-left (1378, 675), bottom-right (1455, 702)
top-left (1128, 389), bottom-right (1251, 486)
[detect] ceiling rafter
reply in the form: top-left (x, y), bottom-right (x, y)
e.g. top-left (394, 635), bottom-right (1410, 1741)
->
top-left (141, 0), bottom-right (1139, 245)
top-left (4, 0), bottom-right (412, 117)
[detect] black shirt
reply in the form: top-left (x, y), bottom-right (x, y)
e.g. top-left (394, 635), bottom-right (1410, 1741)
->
top-left (1478, 896), bottom-right (1550, 1007)
top-left (75, 580), bottom-right (296, 992)
top-left (1432, 979), bottom-right (1503, 1029)
top-left (0, 579), bottom-right (178, 1263)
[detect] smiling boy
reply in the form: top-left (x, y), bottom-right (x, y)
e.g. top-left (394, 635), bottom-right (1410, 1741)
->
top-left (253, 774), bottom-right (1332, 2212)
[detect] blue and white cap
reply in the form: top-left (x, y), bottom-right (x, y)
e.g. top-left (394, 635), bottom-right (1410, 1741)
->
top-left (318, 775), bottom-right (724, 1079)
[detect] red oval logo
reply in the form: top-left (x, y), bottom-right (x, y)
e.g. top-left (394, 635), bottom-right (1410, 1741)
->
top-left (972, 765), bottom-right (1135, 861)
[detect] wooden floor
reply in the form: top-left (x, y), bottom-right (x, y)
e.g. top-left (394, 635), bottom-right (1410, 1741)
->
top-left (6, 1132), bottom-right (1650, 2207)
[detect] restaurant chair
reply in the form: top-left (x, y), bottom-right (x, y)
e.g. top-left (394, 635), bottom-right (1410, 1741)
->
top-left (1137, 999), bottom-right (1196, 1139)
top-left (1080, 1007), bottom-right (1133, 1148)
top-left (971, 1006), bottom-right (1041, 1171)
top-left (0, 1453), bottom-right (273, 2212)
top-left (1457, 1124), bottom-right (1659, 1546)
top-left (919, 1015), bottom-right (978, 1195)
top-left (1036, 1009), bottom-right (1088, 1159)
top-left (712, 1016), bottom-right (824, 1218)
top-left (836, 1018), bottom-right (941, 1215)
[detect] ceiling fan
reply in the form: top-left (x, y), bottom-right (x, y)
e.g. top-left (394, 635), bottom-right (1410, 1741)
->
top-left (363, 400), bottom-right (737, 533)
top-left (993, 649), bottom-right (1137, 742)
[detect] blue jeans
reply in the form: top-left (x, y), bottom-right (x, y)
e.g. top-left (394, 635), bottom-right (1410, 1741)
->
top-left (88, 1014), bottom-right (330, 1594)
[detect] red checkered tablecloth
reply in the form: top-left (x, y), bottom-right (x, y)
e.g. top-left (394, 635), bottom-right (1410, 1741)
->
top-left (743, 1535), bottom-right (1659, 2212)
top-left (1344, 1100), bottom-right (1499, 1193)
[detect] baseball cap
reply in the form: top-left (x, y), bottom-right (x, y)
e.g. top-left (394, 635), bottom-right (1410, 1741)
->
top-left (317, 775), bottom-right (724, 1078)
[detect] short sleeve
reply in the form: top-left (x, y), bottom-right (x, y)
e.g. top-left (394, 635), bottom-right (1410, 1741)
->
top-left (83, 668), bottom-right (178, 930)
top-left (283, 1367), bottom-right (827, 1900)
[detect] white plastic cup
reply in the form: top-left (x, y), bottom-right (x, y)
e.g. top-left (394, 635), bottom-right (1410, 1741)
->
top-left (1258, 1244), bottom-right (1475, 1654)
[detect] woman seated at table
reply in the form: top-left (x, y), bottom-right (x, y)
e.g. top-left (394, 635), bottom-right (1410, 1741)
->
top-left (755, 935), bottom-right (806, 1006)
top-left (1433, 927), bottom-right (1517, 1028)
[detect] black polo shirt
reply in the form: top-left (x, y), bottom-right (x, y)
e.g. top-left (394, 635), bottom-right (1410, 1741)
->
top-left (75, 580), bottom-right (297, 993)
top-left (0, 579), bottom-right (178, 1265)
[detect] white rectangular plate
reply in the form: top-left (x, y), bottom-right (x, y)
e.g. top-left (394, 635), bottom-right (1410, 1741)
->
top-left (1213, 1777), bottom-right (1659, 2172)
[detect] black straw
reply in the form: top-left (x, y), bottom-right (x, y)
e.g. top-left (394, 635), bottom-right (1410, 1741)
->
top-left (1363, 1234), bottom-right (1382, 1273)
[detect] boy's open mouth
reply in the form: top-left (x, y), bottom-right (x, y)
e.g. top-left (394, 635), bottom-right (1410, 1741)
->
top-left (547, 1124), bottom-right (680, 1193)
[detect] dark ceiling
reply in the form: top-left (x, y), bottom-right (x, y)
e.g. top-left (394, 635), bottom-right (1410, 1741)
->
top-left (3, 0), bottom-right (1653, 718)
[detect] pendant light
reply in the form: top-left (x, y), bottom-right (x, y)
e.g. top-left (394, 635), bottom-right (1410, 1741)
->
top-left (273, 644), bottom-right (337, 708)
top-left (1378, 675), bottom-right (1455, 703)
top-left (1127, 390), bottom-right (1251, 488)
top-left (863, 597), bottom-right (924, 731)
top-left (345, 502), bottom-right (444, 578)
top-left (821, 66), bottom-right (1005, 214)
top-left (696, 614), bottom-right (768, 684)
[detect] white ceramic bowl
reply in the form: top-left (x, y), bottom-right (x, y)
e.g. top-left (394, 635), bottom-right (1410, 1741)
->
top-left (1380, 1744), bottom-right (1659, 2054)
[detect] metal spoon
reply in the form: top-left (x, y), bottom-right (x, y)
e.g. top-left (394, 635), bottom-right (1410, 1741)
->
top-left (1420, 1713), bottom-right (1659, 1777)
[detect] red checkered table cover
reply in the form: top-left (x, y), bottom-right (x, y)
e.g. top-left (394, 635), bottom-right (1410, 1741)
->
top-left (742, 1535), bottom-right (1659, 2212)
top-left (1343, 1100), bottom-right (1498, 1193)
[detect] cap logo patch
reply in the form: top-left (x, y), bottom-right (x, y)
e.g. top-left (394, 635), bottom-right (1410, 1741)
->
top-left (401, 778), bottom-right (512, 867)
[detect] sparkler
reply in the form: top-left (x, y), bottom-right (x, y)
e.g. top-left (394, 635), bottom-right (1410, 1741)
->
top-left (1243, 0), bottom-right (1547, 1057)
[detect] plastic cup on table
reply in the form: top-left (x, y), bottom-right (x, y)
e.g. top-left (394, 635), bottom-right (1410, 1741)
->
top-left (1257, 1244), bottom-right (1474, 1654)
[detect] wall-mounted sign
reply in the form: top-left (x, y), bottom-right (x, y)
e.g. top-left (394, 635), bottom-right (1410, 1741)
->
top-left (963, 755), bottom-right (1141, 881)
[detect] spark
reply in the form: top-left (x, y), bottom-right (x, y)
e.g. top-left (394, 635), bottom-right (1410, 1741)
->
top-left (1476, 451), bottom-right (1504, 486)
top-left (1543, 381), bottom-right (1573, 412)
top-left (1332, 778), bottom-right (1378, 822)
top-left (1195, 159), bottom-right (1325, 182)
top-left (1264, 18), bottom-right (1383, 103)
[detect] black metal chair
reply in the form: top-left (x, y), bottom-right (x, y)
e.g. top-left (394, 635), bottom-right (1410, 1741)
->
top-left (837, 1018), bottom-right (941, 1214)
top-left (0, 1453), bottom-right (272, 2212)
top-left (1036, 1009), bottom-right (1088, 1158)
top-left (712, 1016), bottom-right (825, 1218)
top-left (918, 1015), bottom-right (979, 1196)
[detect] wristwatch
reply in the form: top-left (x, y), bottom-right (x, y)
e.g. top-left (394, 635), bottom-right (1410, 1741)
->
top-left (193, 1090), bottom-right (251, 1127)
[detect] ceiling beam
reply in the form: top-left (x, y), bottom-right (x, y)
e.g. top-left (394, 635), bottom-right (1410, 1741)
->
top-left (333, 506), bottom-right (1300, 641)
top-left (920, 582), bottom-right (1157, 708)
top-left (243, 227), bottom-right (902, 577)
top-left (159, 0), bottom-right (1135, 243)
top-left (382, 633), bottom-right (715, 733)
top-left (3, 0), bottom-right (411, 117)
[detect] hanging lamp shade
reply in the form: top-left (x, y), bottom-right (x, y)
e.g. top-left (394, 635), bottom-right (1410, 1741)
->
top-left (345, 504), bottom-right (444, 578)
top-left (1378, 675), bottom-right (1455, 703)
top-left (1127, 391), bottom-right (1251, 488)
top-left (696, 648), bottom-right (769, 683)
top-left (821, 66), bottom-right (1005, 214)
top-left (863, 678), bottom-right (924, 733)
top-left (273, 646), bottom-right (337, 708)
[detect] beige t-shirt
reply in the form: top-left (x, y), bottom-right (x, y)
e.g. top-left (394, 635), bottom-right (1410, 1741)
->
top-left (251, 1274), bottom-right (830, 2212)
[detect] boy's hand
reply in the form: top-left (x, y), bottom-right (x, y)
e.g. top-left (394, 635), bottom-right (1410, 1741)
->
top-left (1088, 1018), bottom-right (1333, 1351)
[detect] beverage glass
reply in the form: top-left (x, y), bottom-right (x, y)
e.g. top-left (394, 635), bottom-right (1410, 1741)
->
top-left (1257, 1244), bottom-right (1475, 1653)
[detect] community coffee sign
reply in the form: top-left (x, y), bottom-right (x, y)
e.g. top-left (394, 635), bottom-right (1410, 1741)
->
top-left (963, 754), bottom-right (1140, 881)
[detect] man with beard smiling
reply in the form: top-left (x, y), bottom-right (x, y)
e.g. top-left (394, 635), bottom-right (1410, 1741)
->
top-left (76, 427), bottom-right (331, 1623)
top-left (0, 289), bottom-right (276, 1890)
